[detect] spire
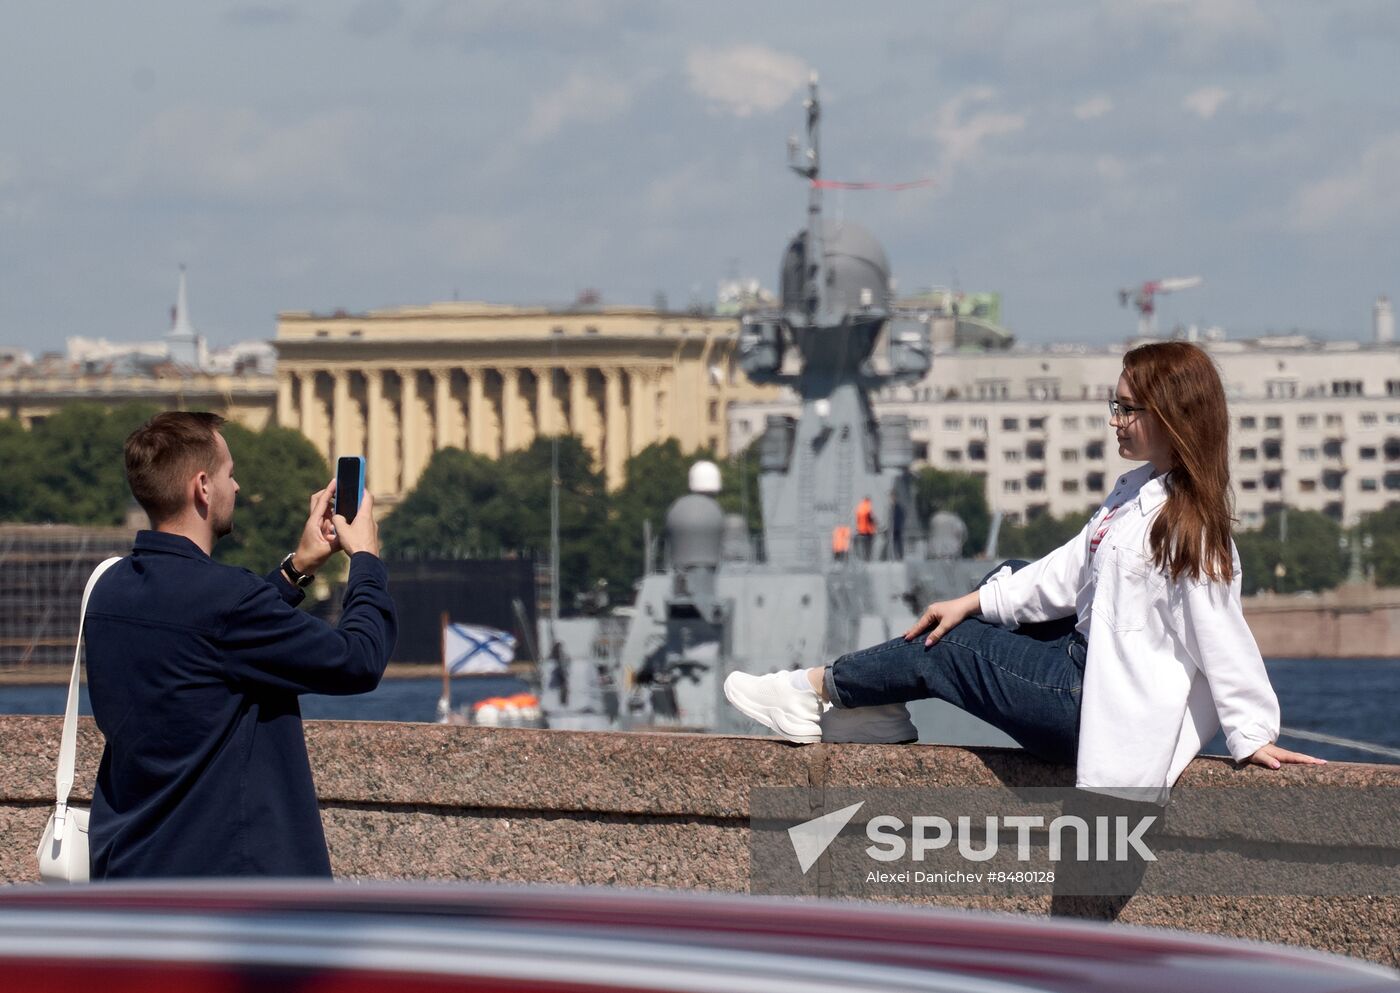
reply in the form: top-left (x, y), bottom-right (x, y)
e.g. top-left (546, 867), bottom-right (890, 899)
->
top-left (170, 265), bottom-right (196, 340)
top-left (166, 264), bottom-right (200, 368)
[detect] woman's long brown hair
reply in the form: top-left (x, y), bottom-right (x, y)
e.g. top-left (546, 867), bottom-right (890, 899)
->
top-left (1122, 342), bottom-right (1235, 583)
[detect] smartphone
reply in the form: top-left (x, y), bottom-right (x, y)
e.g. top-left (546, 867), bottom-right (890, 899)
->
top-left (335, 456), bottom-right (366, 523)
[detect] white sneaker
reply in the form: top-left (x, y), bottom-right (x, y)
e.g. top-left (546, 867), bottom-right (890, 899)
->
top-left (723, 671), bottom-right (822, 743)
top-left (820, 703), bottom-right (919, 744)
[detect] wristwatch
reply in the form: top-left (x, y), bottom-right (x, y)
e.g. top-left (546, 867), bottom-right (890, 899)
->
top-left (280, 553), bottom-right (315, 589)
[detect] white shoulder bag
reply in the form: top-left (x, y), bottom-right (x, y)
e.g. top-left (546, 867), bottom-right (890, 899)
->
top-left (36, 556), bottom-right (122, 883)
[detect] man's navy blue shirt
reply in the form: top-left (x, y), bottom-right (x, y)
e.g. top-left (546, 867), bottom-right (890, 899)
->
top-left (85, 531), bottom-right (397, 878)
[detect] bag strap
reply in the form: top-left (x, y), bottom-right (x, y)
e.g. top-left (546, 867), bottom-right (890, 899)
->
top-left (54, 556), bottom-right (123, 824)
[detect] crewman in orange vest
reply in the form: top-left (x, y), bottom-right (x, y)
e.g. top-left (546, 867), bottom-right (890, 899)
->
top-left (855, 496), bottom-right (877, 561)
top-left (831, 524), bottom-right (851, 561)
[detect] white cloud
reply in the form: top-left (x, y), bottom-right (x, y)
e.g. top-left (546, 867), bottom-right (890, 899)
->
top-left (1108, 0), bottom-right (1272, 55)
top-left (1183, 86), bottom-right (1229, 119)
top-left (113, 106), bottom-right (364, 200)
top-left (1293, 133), bottom-right (1400, 230)
top-left (685, 44), bottom-right (807, 118)
top-left (525, 73), bottom-right (632, 143)
top-left (1094, 155), bottom-right (1128, 181)
top-left (920, 88), bottom-right (1027, 179)
top-left (1074, 95), bottom-right (1114, 121)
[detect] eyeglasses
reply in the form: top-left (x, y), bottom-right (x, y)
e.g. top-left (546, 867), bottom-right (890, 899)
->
top-left (1108, 398), bottom-right (1147, 421)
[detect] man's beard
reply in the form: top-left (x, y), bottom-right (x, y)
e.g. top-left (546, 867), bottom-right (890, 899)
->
top-left (213, 509), bottom-right (235, 540)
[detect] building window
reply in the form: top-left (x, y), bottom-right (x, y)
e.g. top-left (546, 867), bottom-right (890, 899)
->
top-left (1027, 472), bottom-right (1046, 492)
top-left (1325, 413), bottom-right (1344, 427)
top-left (1387, 472), bottom-right (1400, 491)
top-left (1085, 441), bottom-right (1104, 460)
top-left (1360, 412), bottom-right (1379, 427)
top-left (1061, 479), bottom-right (1080, 494)
top-left (1331, 380), bottom-right (1363, 397)
top-left (1086, 416), bottom-right (1106, 430)
top-left (1297, 414), bottom-right (1317, 429)
top-left (707, 400), bottom-right (719, 423)
top-left (1322, 438), bottom-right (1344, 458)
top-left (970, 416), bottom-right (988, 432)
top-left (1361, 478), bottom-right (1379, 492)
top-left (1324, 501), bottom-right (1344, 522)
top-left (913, 442), bottom-right (929, 461)
top-left (1003, 449), bottom-right (1023, 463)
top-left (1360, 446), bottom-right (1377, 460)
top-left (1264, 471), bottom-right (1283, 491)
top-left (1386, 438), bottom-right (1400, 461)
top-left (1028, 380), bottom-right (1060, 401)
top-left (1388, 380), bottom-right (1400, 397)
top-left (1003, 479), bottom-right (1022, 493)
top-left (1241, 479), bottom-right (1258, 491)
top-left (1086, 472), bottom-right (1105, 493)
top-left (1264, 416), bottom-right (1283, 430)
top-left (1028, 416), bottom-right (1047, 431)
top-left (1002, 417), bottom-right (1020, 431)
top-left (1298, 446), bottom-right (1318, 462)
top-left (1061, 448), bottom-right (1079, 462)
top-left (944, 448), bottom-right (963, 463)
top-left (1239, 416), bottom-right (1257, 430)
top-left (968, 441), bottom-right (987, 461)
top-left (1262, 439), bottom-right (1282, 460)
top-left (943, 417), bottom-right (962, 431)
top-left (1298, 479), bottom-right (1317, 493)
top-left (1266, 380), bottom-right (1298, 399)
top-left (1323, 470), bottom-right (1345, 491)
top-left (1026, 441), bottom-right (1045, 460)
top-left (1239, 447), bottom-right (1258, 461)
top-left (1061, 416), bottom-right (1080, 430)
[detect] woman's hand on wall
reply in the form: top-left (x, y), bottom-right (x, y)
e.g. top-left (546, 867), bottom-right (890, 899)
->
top-left (1246, 742), bottom-right (1327, 769)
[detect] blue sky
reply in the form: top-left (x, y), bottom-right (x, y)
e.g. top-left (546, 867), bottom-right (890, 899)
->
top-left (2, 1), bottom-right (1397, 352)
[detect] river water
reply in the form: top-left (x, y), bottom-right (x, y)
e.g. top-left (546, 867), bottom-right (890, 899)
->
top-left (4, 659), bottom-right (1396, 764)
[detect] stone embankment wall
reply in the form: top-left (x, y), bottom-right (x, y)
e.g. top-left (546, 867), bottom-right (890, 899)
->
top-left (1244, 585), bottom-right (1400, 657)
top-left (2, 717), bottom-right (1396, 967)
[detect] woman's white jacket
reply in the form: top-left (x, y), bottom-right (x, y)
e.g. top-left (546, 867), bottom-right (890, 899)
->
top-left (978, 464), bottom-right (1280, 802)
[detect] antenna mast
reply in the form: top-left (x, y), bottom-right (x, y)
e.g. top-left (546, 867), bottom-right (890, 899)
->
top-left (788, 73), bottom-right (824, 325)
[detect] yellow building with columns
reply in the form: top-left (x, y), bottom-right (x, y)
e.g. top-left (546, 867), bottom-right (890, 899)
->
top-left (274, 302), bottom-right (775, 499)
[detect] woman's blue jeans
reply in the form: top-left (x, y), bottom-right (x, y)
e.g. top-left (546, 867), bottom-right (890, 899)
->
top-left (824, 560), bottom-right (1086, 764)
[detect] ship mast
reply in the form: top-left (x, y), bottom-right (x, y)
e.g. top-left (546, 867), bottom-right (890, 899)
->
top-left (788, 73), bottom-right (825, 327)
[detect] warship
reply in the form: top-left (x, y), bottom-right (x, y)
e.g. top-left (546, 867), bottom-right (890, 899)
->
top-left (542, 78), bottom-right (1014, 747)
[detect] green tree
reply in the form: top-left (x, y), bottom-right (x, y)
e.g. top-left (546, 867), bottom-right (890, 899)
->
top-left (1234, 508), bottom-right (1346, 595)
top-left (608, 440), bottom-right (696, 594)
top-left (214, 423), bottom-right (330, 573)
top-left (26, 402), bottom-right (158, 524)
top-left (495, 436), bottom-right (610, 605)
top-left (913, 467), bottom-right (990, 556)
top-left (1357, 504), bottom-right (1400, 587)
top-left (714, 440), bottom-right (763, 537)
top-left (0, 419), bottom-right (38, 521)
top-left (381, 437), bottom-right (610, 608)
top-left (999, 510), bottom-right (1092, 561)
top-left (380, 448), bottom-right (504, 559)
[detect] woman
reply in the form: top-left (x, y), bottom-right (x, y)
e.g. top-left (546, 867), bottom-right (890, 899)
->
top-left (724, 341), bottom-right (1323, 800)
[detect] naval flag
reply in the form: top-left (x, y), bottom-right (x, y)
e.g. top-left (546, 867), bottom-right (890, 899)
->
top-left (444, 622), bottom-right (517, 675)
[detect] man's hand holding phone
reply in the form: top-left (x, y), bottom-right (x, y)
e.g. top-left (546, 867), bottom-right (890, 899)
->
top-left (291, 480), bottom-right (340, 576)
top-left (333, 488), bottom-right (380, 559)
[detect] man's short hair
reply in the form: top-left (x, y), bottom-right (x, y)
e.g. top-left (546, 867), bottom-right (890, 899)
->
top-left (124, 412), bottom-right (227, 524)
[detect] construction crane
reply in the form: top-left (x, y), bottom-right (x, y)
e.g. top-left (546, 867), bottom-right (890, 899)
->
top-left (1119, 276), bottom-right (1203, 336)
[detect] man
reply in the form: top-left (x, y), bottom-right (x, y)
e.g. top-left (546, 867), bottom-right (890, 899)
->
top-left (854, 495), bottom-right (877, 561)
top-left (85, 412), bottom-right (396, 877)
